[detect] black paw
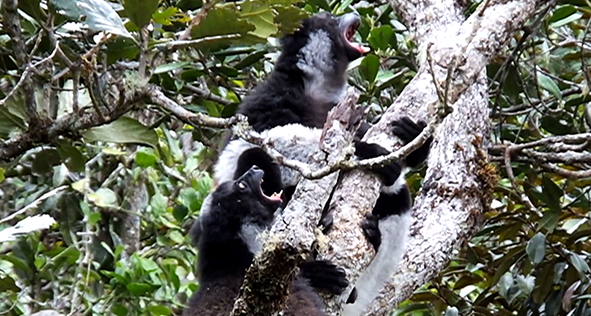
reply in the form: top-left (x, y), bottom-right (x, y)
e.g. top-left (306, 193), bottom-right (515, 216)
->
top-left (346, 288), bottom-right (358, 304)
top-left (361, 213), bottom-right (381, 252)
top-left (299, 260), bottom-right (349, 295)
top-left (354, 140), bottom-right (402, 186)
top-left (318, 213), bottom-right (333, 234)
top-left (391, 117), bottom-right (432, 168)
top-left (354, 121), bottom-right (371, 141)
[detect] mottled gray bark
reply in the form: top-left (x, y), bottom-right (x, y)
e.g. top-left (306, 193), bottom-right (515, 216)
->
top-left (118, 173), bottom-right (148, 259)
top-left (318, 1), bottom-right (547, 315)
top-left (230, 89), bottom-right (363, 316)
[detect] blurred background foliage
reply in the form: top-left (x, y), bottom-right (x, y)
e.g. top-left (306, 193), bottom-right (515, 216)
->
top-left (0, 0), bottom-right (590, 315)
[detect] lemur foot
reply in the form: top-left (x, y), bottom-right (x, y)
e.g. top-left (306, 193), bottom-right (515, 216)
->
top-left (299, 260), bottom-right (349, 295)
top-left (361, 213), bottom-right (381, 252)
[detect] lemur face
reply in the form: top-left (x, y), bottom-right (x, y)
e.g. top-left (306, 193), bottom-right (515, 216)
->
top-left (211, 167), bottom-right (283, 227)
top-left (281, 12), bottom-right (369, 81)
top-left (308, 11), bottom-right (370, 61)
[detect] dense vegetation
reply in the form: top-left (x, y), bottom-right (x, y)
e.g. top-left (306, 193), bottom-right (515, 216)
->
top-left (0, 0), bottom-right (590, 315)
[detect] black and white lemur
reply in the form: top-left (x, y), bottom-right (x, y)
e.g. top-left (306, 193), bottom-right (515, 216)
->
top-left (193, 11), bottom-right (432, 316)
top-left (183, 167), bottom-right (347, 316)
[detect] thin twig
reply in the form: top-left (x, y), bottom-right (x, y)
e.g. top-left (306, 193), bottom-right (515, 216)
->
top-left (0, 47), bottom-right (60, 108)
top-left (177, 0), bottom-right (221, 41)
top-left (0, 186), bottom-right (68, 224)
top-left (157, 34), bottom-right (241, 51)
top-left (185, 84), bottom-right (233, 106)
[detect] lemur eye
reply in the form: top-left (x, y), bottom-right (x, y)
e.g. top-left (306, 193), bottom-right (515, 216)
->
top-left (237, 182), bottom-right (246, 190)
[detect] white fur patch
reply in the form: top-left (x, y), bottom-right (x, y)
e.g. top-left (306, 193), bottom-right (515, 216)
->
top-left (213, 124), bottom-right (323, 188)
top-left (342, 212), bottom-right (412, 316)
top-left (197, 192), bottom-right (214, 217)
top-left (239, 223), bottom-right (266, 254)
top-left (296, 30), bottom-right (345, 105)
top-left (381, 167), bottom-right (409, 195)
top-left (214, 139), bottom-right (258, 185)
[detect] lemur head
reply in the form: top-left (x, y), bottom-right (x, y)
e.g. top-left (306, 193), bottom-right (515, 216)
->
top-left (207, 167), bottom-right (283, 233)
top-left (276, 12), bottom-right (369, 104)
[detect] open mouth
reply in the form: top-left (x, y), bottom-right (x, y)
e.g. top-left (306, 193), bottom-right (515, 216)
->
top-left (259, 178), bottom-right (283, 203)
top-left (244, 168), bottom-right (283, 207)
top-left (340, 13), bottom-right (370, 54)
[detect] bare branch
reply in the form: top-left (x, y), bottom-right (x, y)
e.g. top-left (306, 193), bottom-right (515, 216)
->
top-left (185, 84), bottom-right (233, 106)
top-left (145, 85), bottom-right (244, 128)
top-left (0, 186), bottom-right (68, 224)
top-left (156, 34), bottom-right (241, 51)
top-left (2, 0), bottom-right (40, 126)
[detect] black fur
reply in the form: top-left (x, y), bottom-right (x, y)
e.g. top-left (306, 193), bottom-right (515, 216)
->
top-left (236, 12), bottom-right (364, 133)
top-left (184, 168), bottom-right (346, 316)
top-left (209, 11), bottom-right (433, 313)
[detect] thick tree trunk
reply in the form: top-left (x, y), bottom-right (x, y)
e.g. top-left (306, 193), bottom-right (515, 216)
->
top-left (230, 89), bottom-right (363, 316)
top-left (318, 1), bottom-right (547, 315)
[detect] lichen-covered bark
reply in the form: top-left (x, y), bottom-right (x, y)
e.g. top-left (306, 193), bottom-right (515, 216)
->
top-left (318, 1), bottom-right (547, 315)
top-left (230, 89), bottom-right (363, 316)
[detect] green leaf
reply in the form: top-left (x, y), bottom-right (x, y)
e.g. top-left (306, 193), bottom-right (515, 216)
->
top-left (123, 0), bottom-right (159, 28)
top-left (105, 38), bottom-right (140, 64)
top-left (274, 6), bottom-right (309, 36)
top-left (172, 205), bottom-right (189, 222)
top-left (526, 233), bottom-right (546, 265)
top-left (537, 73), bottom-right (562, 100)
top-left (190, 7), bottom-right (257, 50)
top-left (549, 5), bottom-right (577, 23)
top-left (154, 61), bottom-right (192, 74)
top-left (88, 212), bottom-right (102, 226)
top-left (88, 188), bottom-right (118, 207)
top-left (31, 149), bottom-right (61, 175)
top-left (0, 168), bottom-right (4, 183)
top-left (359, 54), bottom-right (380, 83)
top-left (19, 0), bottom-right (45, 21)
top-left (147, 305), bottom-right (172, 316)
top-left (152, 7), bottom-right (179, 26)
top-left (0, 100), bottom-right (27, 138)
top-left (178, 188), bottom-right (200, 212)
top-left (55, 139), bottom-right (86, 172)
top-left (137, 256), bottom-right (159, 272)
top-left (126, 282), bottom-right (155, 296)
top-left (136, 148), bottom-right (158, 168)
top-left (83, 117), bottom-right (158, 147)
top-left (240, 0), bottom-right (277, 38)
top-left (541, 176), bottom-right (562, 212)
top-left (549, 10), bottom-right (583, 28)
top-left (168, 230), bottom-right (185, 244)
top-left (492, 246), bottom-right (526, 285)
top-left (0, 275), bottom-right (19, 292)
top-left (367, 25), bottom-right (395, 51)
top-left (150, 193), bottom-right (168, 215)
top-left (112, 304), bottom-right (129, 316)
top-left (569, 252), bottom-right (591, 277)
top-left (50, 0), bottom-right (133, 38)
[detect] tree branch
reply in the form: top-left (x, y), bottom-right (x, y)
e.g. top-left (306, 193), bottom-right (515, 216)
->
top-left (315, 1), bottom-right (548, 315)
top-left (1, 0), bottom-right (41, 126)
top-left (230, 88), bottom-right (363, 316)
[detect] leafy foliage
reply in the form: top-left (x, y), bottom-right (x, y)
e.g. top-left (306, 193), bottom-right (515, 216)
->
top-left (0, 0), bottom-right (590, 315)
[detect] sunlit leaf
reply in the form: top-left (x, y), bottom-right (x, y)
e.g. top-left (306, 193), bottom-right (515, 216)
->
top-left (526, 233), bottom-right (546, 265)
top-left (123, 0), bottom-right (159, 28)
top-left (50, 0), bottom-right (133, 38)
top-left (88, 188), bottom-right (118, 207)
top-left (359, 54), bottom-right (380, 83)
top-left (83, 117), bottom-right (158, 147)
